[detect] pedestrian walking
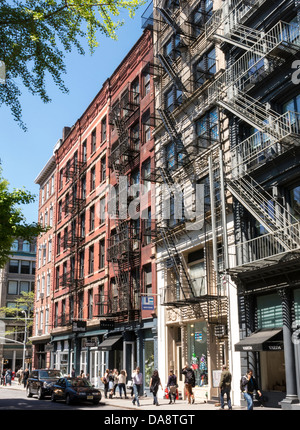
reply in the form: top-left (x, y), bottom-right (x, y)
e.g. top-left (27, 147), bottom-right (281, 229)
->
top-left (5, 369), bottom-right (12, 386)
top-left (181, 363), bottom-right (195, 404)
top-left (167, 369), bottom-right (177, 404)
top-left (23, 368), bottom-right (29, 388)
top-left (117, 370), bottom-right (127, 399)
top-left (132, 366), bottom-right (143, 407)
top-left (71, 367), bottom-right (76, 378)
top-left (219, 364), bottom-right (232, 410)
top-left (1, 369), bottom-right (6, 386)
top-left (150, 370), bottom-right (163, 406)
top-left (113, 369), bottom-right (119, 397)
top-left (108, 370), bottom-right (115, 398)
top-left (16, 368), bottom-right (22, 385)
top-left (101, 369), bottom-right (110, 398)
top-left (241, 369), bottom-right (262, 410)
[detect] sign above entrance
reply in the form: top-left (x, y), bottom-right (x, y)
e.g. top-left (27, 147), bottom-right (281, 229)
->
top-left (72, 320), bottom-right (86, 333)
top-left (141, 296), bottom-right (154, 310)
top-left (100, 320), bottom-right (115, 330)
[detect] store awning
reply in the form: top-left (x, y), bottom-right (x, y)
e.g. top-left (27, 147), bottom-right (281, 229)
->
top-left (234, 329), bottom-right (283, 352)
top-left (97, 335), bottom-right (123, 351)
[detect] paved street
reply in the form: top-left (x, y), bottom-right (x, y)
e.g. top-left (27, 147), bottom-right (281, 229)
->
top-left (0, 380), bottom-right (280, 412)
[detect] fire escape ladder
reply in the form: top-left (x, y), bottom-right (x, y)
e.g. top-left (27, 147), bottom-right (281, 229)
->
top-left (226, 175), bottom-right (300, 250)
top-left (156, 7), bottom-right (185, 36)
top-left (157, 53), bottom-right (187, 94)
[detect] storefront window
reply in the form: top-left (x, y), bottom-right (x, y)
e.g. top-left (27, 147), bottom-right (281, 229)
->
top-left (257, 294), bottom-right (283, 329)
top-left (187, 322), bottom-right (208, 386)
top-left (144, 340), bottom-right (154, 386)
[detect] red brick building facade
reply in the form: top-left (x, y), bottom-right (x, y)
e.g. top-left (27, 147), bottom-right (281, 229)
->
top-left (32, 28), bottom-right (156, 390)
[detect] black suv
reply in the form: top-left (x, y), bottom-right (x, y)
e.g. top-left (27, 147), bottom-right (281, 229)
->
top-left (26, 369), bottom-right (63, 400)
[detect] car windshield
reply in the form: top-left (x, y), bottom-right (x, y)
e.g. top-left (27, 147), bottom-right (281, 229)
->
top-left (39, 370), bottom-right (62, 379)
top-left (66, 378), bottom-right (92, 388)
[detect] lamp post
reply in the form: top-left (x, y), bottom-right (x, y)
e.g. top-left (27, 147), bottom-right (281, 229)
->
top-left (22, 310), bottom-right (28, 370)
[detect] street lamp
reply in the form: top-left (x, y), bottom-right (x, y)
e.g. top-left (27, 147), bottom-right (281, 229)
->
top-left (22, 310), bottom-right (28, 370)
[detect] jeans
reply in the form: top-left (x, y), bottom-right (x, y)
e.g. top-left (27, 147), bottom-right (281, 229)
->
top-left (133, 384), bottom-right (141, 406)
top-left (220, 388), bottom-right (232, 409)
top-left (152, 390), bottom-right (158, 405)
top-left (243, 392), bottom-right (254, 410)
top-left (118, 383), bottom-right (126, 398)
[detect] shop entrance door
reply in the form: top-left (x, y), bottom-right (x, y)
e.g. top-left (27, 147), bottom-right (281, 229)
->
top-left (124, 342), bottom-right (135, 377)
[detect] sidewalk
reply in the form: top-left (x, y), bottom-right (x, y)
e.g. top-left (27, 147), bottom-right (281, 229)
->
top-left (0, 380), bottom-right (278, 410)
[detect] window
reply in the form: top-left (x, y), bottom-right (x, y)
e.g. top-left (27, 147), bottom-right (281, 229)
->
top-left (283, 94), bottom-right (300, 114)
top-left (192, 0), bottom-right (213, 36)
top-left (90, 166), bottom-right (96, 191)
top-left (131, 170), bottom-right (140, 199)
top-left (100, 156), bottom-right (106, 182)
top-left (11, 240), bottom-right (18, 252)
top-left (20, 281), bottom-right (30, 293)
top-left (90, 205), bottom-right (95, 231)
top-left (143, 207), bottom-right (152, 245)
top-left (51, 175), bottom-right (55, 194)
top-left (166, 141), bottom-right (176, 170)
top-left (65, 160), bottom-right (71, 181)
top-left (100, 197), bottom-right (106, 223)
top-left (165, 0), bottom-right (179, 13)
top-left (82, 139), bottom-right (87, 162)
top-left (89, 245), bottom-right (94, 274)
top-left (143, 264), bottom-right (152, 295)
top-left (196, 108), bottom-right (219, 145)
top-left (49, 206), bottom-right (53, 227)
top-left (79, 251), bottom-right (84, 278)
top-left (80, 212), bottom-right (86, 237)
top-left (9, 260), bottom-right (19, 273)
top-left (55, 267), bottom-right (60, 290)
top-left (47, 271), bottom-right (51, 296)
top-left (91, 129), bottom-right (96, 154)
top-left (142, 110), bottom-right (151, 143)
top-left (46, 181), bottom-right (49, 200)
top-left (88, 289), bottom-right (93, 319)
top-left (65, 193), bottom-right (69, 216)
top-left (164, 34), bottom-right (181, 64)
top-left (132, 78), bottom-right (140, 106)
top-left (101, 116), bottom-right (107, 142)
top-left (131, 123), bottom-right (140, 151)
top-left (194, 47), bottom-right (216, 88)
top-left (58, 200), bottom-right (62, 222)
top-left (8, 281), bottom-right (18, 295)
top-left (165, 85), bottom-right (182, 112)
top-left (99, 239), bottom-right (105, 269)
top-left (63, 227), bottom-right (68, 250)
top-left (143, 71), bottom-right (150, 96)
top-left (59, 170), bottom-right (63, 189)
top-left (81, 175), bottom-right (86, 199)
top-left (22, 241), bottom-right (30, 252)
top-left (142, 159), bottom-right (151, 193)
top-left (57, 233), bottom-right (61, 254)
top-left (289, 185), bottom-right (300, 220)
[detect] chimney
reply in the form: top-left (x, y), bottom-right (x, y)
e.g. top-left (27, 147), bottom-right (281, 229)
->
top-left (62, 126), bottom-right (71, 141)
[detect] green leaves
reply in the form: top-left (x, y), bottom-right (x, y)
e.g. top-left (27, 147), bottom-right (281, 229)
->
top-left (0, 0), bottom-right (146, 128)
top-left (0, 168), bottom-right (45, 268)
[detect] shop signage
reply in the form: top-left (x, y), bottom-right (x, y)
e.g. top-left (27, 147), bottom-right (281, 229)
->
top-left (72, 320), bottom-right (86, 332)
top-left (195, 332), bottom-right (203, 340)
top-left (85, 341), bottom-right (97, 347)
top-left (100, 320), bottom-right (115, 330)
top-left (141, 296), bottom-right (154, 310)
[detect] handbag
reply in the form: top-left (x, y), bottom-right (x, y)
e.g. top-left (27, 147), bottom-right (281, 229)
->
top-left (126, 380), bottom-right (133, 389)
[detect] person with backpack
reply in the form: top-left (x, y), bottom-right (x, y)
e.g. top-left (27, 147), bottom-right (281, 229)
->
top-left (219, 364), bottom-right (232, 410)
top-left (240, 369), bottom-right (262, 410)
top-left (181, 363), bottom-right (195, 404)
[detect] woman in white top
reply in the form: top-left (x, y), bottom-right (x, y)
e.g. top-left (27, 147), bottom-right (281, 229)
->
top-left (117, 370), bottom-right (127, 399)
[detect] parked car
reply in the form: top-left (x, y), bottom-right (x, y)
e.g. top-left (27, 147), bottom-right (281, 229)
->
top-left (51, 377), bottom-right (102, 405)
top-left (26, 369), bottom-right (63, 400)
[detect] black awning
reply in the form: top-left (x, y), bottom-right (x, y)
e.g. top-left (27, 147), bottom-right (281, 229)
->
top-left (97, 335), bottom-right (123, 351)
top-left (234, 329), bottom-right (283, 352)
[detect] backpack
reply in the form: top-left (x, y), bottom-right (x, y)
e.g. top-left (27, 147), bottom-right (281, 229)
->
top-left (186, 369), bottom-right (195, 387)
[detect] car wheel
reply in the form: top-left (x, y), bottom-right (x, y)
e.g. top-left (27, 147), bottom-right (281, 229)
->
top-left (66, 394), bottom-right (72, 405)
top-left (37, 387), bottom-right (44, 400)
top-left (51, 392), bottom-right (56, 402)
top-left (26, 386), bottom-right (33, 398)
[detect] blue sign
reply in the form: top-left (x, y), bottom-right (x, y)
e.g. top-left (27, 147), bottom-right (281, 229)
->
top-left (141, 296), bottom-right (154, 310)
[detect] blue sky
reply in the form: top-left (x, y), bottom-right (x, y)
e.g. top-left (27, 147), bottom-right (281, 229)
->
top-left (0, 1), bottom-right (151, 224)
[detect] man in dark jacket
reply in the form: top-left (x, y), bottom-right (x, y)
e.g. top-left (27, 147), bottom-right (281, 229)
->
top-left (181, 363), bottom-right (195, 404)
top-left (241, 369), bottom-right (262, 410)
top-left (219, 364), bottom-right (232, 410)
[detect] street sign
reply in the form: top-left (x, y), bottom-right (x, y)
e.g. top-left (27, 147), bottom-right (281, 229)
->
top-left (141, 296), bottom-right (154, 310)
top-left (100, 320), bottom-right (115, 330)
top-left (72, 320), bottom-right (86, 333)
